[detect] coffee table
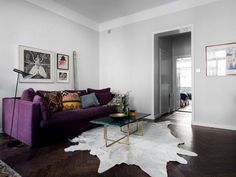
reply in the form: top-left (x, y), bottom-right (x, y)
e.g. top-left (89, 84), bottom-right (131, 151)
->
top-left (90, 112), bottom-right (150, 147)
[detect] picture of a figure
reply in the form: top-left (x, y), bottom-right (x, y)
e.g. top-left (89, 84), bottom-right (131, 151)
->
top-left (29, 54), bottom-right (47, 78)
top-left (19, 46), bottom-right (54, 82)
top-left (24, 50), bottom-right (51, 79)
top-left (57, 54), bottom-right (69, 70)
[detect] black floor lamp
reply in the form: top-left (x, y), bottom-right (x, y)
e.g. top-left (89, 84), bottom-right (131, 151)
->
top-left (7, 68), bottom-right (32, 147)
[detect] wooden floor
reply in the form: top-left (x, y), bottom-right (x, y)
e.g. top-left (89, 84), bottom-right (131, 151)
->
top-left (1, 112), bottom-right (236, 177)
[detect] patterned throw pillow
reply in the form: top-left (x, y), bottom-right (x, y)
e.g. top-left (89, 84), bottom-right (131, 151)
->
top-left (61, 91), bottom-right (81, 110)
top-left (44, 91), bottom-right (63, 113)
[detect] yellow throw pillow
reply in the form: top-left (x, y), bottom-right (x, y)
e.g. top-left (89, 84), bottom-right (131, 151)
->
top-left (61, 91), bottom-right (81, 110)
top-left (63, 101), bottom-right (81, 110)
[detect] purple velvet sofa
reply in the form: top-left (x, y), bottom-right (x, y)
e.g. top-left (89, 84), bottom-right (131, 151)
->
top-left (2, 88), bottom-right (116, 147)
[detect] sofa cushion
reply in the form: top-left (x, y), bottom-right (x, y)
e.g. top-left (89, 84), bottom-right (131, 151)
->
top-left (81, 93), bottom-right (100, 109)
top-left (44, 91), bottom-right (63, 113)
top-left (33, 95), bottom-right (50, 120)
top-left (96, 92), bottom-right (113, 105)
top-left (40, 106), bottom-right (116, 128)
top-left (21, 88), bottom-right (36, 101)
top-left (61, 91), bottom-right (81, 110)
top-left (37, 90), bottom-right (87, 97)
top-left (87, 88), bottom-right (110, 94)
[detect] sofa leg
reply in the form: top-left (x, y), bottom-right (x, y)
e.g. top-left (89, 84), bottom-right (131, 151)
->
top-left (7, 139), bottom-right (23, 148)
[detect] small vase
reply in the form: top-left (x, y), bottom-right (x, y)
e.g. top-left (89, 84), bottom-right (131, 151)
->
top-left (129, 110), bottom-right (136, 118)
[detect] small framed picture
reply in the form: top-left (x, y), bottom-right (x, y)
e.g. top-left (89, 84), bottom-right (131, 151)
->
top-left (57, 70), bottom-right (69, 83)
top-left (57, 54), bottom-right (69, 70)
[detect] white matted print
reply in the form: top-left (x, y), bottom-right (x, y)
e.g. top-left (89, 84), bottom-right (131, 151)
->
top-left (19, 45), bottom-right (54, 82)
top-left (57, 70), bottom-right (69, 83)
top-left (206, 42), bottom-right (236, 76)
top-left (225, 44), bottom-right (236, 75)
top-left (57, 54), bottom-right (69, 70)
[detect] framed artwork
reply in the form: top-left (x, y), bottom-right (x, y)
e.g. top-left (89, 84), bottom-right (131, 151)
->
top-left (206, 42), bottom-right (236, 76)
top-left (57, 54), bottom-right (69, 70)
top-left (19, 45), bottom-right (54, 82)
top-left (57, 70), bottom-right (69, 83)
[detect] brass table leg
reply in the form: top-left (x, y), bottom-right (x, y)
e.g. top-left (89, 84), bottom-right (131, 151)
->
top-left (104, 125), bottom-right (108, 147)
top-left (104, 125), bottom-right (129, 147)
top-left (140, 120), bottom-right (144, 136)
top-left (103, 120), bottom-right (144, 147)
top-left (127, 123), bottom-right (130, 145)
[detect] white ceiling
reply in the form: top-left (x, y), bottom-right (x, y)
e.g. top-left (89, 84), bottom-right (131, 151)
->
top-left (26, 0), bottom-right (222, 31)
top-left (53, 0), bottom-right (178, 23)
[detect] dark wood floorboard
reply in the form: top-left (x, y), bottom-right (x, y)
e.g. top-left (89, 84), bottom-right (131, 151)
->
top-left (1, 112), bottom-right (236, 177)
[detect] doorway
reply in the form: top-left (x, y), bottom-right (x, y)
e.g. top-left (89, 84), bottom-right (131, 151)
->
top-left (176, 57), bottom-right (192, 113)
top-left (154, 26), bottom-right (193, 120)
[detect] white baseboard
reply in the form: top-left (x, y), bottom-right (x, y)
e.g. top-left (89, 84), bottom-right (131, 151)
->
top-left (192, 121), bottom-right (236, 131)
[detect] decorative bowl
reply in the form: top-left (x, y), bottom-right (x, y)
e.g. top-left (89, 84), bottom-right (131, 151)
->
top-left (109, 113), bottom-right (128, 120)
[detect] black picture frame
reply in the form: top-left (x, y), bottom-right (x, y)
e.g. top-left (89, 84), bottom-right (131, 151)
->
top-left (19, 45), bottom-right (55, 82)
top-left (57, 53), bottom-right (69, 70)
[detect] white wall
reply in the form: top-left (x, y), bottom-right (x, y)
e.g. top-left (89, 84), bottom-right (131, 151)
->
top-left (172, 33), bottom-right (191, 58)
top-left (99, 0), bottom-right (236, 130)
top-left (0, 0), bottom-right (99, 130)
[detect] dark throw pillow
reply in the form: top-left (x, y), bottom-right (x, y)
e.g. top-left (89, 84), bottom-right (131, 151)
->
top-left (96, 92), bottom-right (113, 105)
top-left (81, 93), bottom-right (100, 109)
top-left (87, 88), bottom-right (111, 94)
top-left (21, 88), bottom-right (36, 101)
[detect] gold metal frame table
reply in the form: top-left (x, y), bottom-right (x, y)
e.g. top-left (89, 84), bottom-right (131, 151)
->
top-left (90, 113), bottom-right (150, 147)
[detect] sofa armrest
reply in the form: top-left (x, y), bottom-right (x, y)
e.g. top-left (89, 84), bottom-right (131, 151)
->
top-left (2, 98), bottom-right (41, 146)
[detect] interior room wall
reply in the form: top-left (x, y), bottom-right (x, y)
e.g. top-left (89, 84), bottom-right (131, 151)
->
top-left (99, 0), bottom-right (236, 130)
top-left (0, 0), bottom-right (99, 130)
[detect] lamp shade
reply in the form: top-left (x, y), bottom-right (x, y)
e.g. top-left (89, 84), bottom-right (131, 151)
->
top-left (13, 68), bottom-right (32, 79)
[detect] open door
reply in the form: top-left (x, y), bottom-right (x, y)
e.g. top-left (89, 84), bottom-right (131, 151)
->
top-left (159, 47), bottom-right (172, 115)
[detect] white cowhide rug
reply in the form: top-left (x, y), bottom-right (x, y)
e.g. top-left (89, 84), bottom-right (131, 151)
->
top-left (64, 121), bottom-right (197, 177)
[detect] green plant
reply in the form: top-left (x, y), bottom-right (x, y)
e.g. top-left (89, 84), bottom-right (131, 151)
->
top-left (116, 92), bottom-right (129, 114)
